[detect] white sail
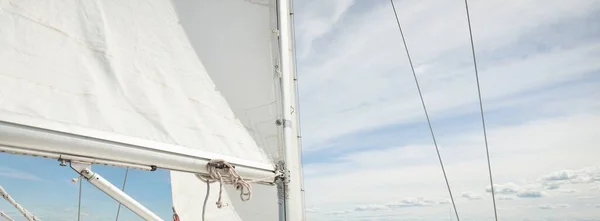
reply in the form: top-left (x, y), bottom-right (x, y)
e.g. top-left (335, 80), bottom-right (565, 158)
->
top-left (0, 0), bottom-right (301, 220)
top-left (0, 0), bottom-right (272, 165)
top-left (170, 0), bottom-right (282, 220)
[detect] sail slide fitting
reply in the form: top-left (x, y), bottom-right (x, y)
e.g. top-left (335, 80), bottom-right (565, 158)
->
top-left (275, 161), bottom-right (291, 200)
top-left (275, 161), bottom-right (289, 183)
top-left (276, 119), bottom-right (293, 128)
top-left (68, 162), bottom-right (164, 221)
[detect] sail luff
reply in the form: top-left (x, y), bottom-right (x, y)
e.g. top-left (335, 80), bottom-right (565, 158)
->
top-left (277, 0), bottom-right (306, 220)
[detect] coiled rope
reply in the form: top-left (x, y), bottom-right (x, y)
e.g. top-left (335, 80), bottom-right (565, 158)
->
top-left (193, 159), bottom-right (281, 221)
top-left (197, 159), bottom-right (252, 208)
top-left (192, 159), bottom-right (281, 221)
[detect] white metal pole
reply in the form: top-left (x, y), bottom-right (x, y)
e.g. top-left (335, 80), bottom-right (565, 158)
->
top-left (0, 186), bottom-right (39, 221)
top-left (277, 0), bottom-right (305, 220)
top-left (0, 211), bottom-right (14, 221)
top-left (0, 122), bottom-right (277, 183)
top-left (77, 168), bottom-right (164, 221)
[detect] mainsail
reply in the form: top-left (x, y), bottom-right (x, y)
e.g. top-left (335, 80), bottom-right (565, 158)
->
top-left (170, 0), bottom-right (282, 220)
top-left (0, 0), bottom-right (304, 220)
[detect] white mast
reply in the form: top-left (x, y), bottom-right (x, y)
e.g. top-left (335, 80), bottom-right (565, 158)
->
top-left (277, 0), bottom-right (305, 220)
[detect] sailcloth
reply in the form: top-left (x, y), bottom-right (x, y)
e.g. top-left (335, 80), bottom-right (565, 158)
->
top-left (171, 0), bottom-right (282, 220)
top-left (0, 0), bottom-right (282, 220)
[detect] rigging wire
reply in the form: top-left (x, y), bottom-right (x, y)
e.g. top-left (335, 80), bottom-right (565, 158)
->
top-left (114, 168), bottom-right (130, 221)
top-left (462, 0), bottom-right (499, 220)
top-left (388, 1), bottom-right (461, 221)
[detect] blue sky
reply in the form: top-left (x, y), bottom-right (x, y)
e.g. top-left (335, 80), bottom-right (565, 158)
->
top-left (0, 154), bottom-right (173, 220)
top-left (2, 0), bottom-right (600, 221)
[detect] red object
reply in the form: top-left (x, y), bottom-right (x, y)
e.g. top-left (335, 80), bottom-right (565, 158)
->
top-left (172, 206), bottom-right (180, 221)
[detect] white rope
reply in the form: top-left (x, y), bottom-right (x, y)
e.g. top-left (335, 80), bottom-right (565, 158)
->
top-left (0, 211), bottom-right (15, 221)
top-left (195, 159), bottom-right (280, 210)
top-left (198, 159), bottom-right (251, 208)
top-left (0, 185), bottom-right (40, 221)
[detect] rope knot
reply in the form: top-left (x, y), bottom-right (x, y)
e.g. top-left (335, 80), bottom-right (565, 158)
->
top-left (201, 159), bottom-right (253, 209)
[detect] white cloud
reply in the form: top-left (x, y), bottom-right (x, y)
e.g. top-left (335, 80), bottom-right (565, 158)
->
top-left (538, 204), bottom-right (570, 210)
top-left (436, 199), bottom-right (451, 205)
top-left (386, 197), bottom-right (436, 208)
top-left (543, 183), bottom-right (561, 190)
top-left (0, 167), bottom-right (42, 181)
top-left (516, 190), bottom-right (544, 198)
top-left (295, 0), bottom-right (600, 220)
top-left (303, 114), bottom-right (600, 220)
top-left (306, 207), bottom-right (320, 213)
top-left (557, 189), bottom-right (578, 194)
top-left (354, 204), bottom-right (389, 211)
top-left (541, 170), bottom-right (579, 181)
top-left (461, 192), bottom-right (482, 200)
top-left (539, 167), bottom-right (600, 186)
top-left (325, 210), bottom-right (352, 216)
top-left (486, 182), bottom-right (520, 195)
top-left (294, 0), bottom-right (355, 59)
top-left (497, 195), bottom-right (514, 200)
